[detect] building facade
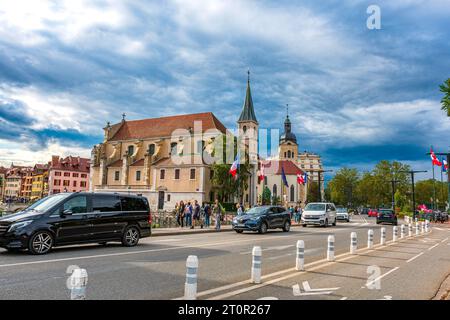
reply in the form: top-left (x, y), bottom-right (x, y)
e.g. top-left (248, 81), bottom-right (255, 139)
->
top-left (48, 156), bottom-right (90, 194)
top-left (0, 167), bottom-right (6, 200)
top-left (31, 164), bottom-right (49, 200)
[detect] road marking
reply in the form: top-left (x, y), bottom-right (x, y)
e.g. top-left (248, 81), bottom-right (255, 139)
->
top-left (0, 234), bottom-right (302, 269)
top-left (428, 243), bottom-right (440, 251)
top-left (268, 253), bottom-right (294, 260)
top-left (365, 267), bottom-right (399, 288)
top-left (441, 237), bottom-right (449, 243)
top-left (240, 245), bottom-right (294, 255)
top-left (406, 252), bottom-right (424, 263)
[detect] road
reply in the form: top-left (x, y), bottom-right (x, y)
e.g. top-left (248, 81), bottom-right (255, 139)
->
top-left (0, 215), bottom-right (448, 300)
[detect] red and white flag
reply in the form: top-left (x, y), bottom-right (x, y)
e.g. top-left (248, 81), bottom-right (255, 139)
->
top-left (297, 172), bottom-right (304, 184)
top-left (258, 162), bottom-right (265, 182)
top-left (430, 147), bottom-right (442, 166)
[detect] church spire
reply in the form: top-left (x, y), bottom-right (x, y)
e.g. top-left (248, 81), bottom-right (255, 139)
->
top-left (238, 69), bottom-right (258, 124)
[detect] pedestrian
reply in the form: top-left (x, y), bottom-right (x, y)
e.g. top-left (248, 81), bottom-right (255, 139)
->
top-left (289, 206), bottom-right (294, 220)
top-left (192, 200), bottom-right (200, 229)
top-left (178, 201), bottom-right (185, 227)
top-left (204, 202), bottom-right (211, 228)
top-left (184, 202), bottom-right (192, 228)
top-left (200, 202), bottom-right (205, 229)
top-left (236, 203), bottom-right (243, 216)
top-left (213, 199), bottom-right (222, 230)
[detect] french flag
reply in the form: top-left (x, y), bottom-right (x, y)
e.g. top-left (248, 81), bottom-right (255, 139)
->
top-left (229, 154), bottom-right (240, 178)
top-left (443, 158), bottom-right (448, 172)
top-left (297, 172), bottom-right (307, 185)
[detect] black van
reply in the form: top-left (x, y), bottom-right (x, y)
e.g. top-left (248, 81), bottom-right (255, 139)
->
top-left (0, 192), bottom-right (151, 255)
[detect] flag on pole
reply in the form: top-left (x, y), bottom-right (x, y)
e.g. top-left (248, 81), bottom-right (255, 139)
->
top-left (229, 154), bottom-right (240, 178)
top-left (430, 147), bottom-right (442, 166)
top-left (443, 158), bottom-right (448, 172)
top-left (258, 161), bottom-right (265, 182)
top-left (297, 172), bottom-right (304, 184)
top-left (281, 166), bottom-right (289, 187)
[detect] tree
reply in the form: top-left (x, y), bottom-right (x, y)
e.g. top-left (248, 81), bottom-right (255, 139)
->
top-left (415, 179), bottom-right (448, 209)
top-left (328, 168), bottom-right (359, 207)
top-left (440, 78), bottom-right (450, 117)
top-left (306, 181), bottom-right (320, 203)
top-left (261, 186), bottom-right (271, 205)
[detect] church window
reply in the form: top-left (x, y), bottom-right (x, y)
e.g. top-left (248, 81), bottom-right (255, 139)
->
top-left (127, 145), bottom-right (134, 156)
top-left (160, 169), bottom-right (165, 180)
top-left (273, 184), bottom-right (277, 197)
top-left (288, 150), bottom-right (291, 158)
top-left (290, 185), bottom-right (295, 202)
top-left (170, 142), bottom-right (177, 155)
top-left (148, 144), bottom-right (155, 155)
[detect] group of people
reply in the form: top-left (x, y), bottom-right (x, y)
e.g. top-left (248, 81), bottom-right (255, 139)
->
top-left (288, 205), bottom-right (303, 223)
top-left (174, 199), bottom-right (225, 230)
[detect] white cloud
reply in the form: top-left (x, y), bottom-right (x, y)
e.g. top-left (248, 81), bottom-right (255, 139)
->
top-left (0, 139), bottom-right (91, 167)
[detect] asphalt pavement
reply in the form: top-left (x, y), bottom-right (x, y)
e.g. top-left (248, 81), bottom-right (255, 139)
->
top-left (0, 215), bottom-right (448, 300)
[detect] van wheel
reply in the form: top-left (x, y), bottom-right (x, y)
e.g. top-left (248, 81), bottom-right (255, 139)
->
top-left (259, 222), bottom-right (268, 234)
top-left (282, 220), bottom-right (291, 232)
top-left (235, 230), bottom-right (243, 233)
top-left (28, 231), bottom-right (53, 255)
top-left (332, 219), bottom-right (337, 227)
top-left (122, 226), bottom-right (140, 247)
top-left (323, 219), bottom-right (328, 228)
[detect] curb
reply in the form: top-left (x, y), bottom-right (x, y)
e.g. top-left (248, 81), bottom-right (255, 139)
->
top-left (152, 227), bottom-right (234, 237)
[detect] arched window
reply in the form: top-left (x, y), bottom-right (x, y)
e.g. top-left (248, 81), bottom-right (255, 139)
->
top-left (288, 150), bottom-right (291, 158)
top-left (170, 142), bottom-right (177, 155)
top-left (290, 184), bottom-right (295, 202)
top-left (273, 184), bottom-right (277, 198)
top-left (264, 176), bottom-right (268, 186)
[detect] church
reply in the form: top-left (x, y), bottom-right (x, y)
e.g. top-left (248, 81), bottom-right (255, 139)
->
top-left (90, 73), bottom-right (322, 210)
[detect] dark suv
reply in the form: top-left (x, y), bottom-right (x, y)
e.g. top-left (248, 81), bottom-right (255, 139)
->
top-left (231, 206), bottom-right (291, 234)
top-left (0, 192), bottom-right (151, 255)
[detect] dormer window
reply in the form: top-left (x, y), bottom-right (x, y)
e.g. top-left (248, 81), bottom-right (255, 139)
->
top-left (127, 145), bottom-right (134, 156)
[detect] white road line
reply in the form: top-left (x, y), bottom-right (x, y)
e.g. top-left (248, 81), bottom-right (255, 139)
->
top-left (441, 237), bottom-right (449, 243)
top-left (365, 267), bottom-right (400, 288)
top-left (0, 234), bottom-right (298, 269)
top-left (406, 252), bottom-right (424, 263)
top-left (428, 243), bottom-right (440, 251)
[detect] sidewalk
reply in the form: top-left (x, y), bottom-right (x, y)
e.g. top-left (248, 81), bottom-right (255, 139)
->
top-left (151, 222), bottom-right (304, 237)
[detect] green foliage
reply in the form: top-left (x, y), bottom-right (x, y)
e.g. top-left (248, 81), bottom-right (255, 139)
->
top-left (328, 167), bottom-right (359, 207)
top-left (271, 195), bottom-right (281, 205)
top-left (262, 186), bottom-right (271, 205)
top-left (307, 181), bottom-right (320, 203)
top-left (440, 78), bottom-right (450, 116)
top-left (415, 179), bottom-right (448, 209)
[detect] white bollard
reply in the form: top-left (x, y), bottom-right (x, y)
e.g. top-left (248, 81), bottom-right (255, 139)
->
top-left (251, 246), bottom-right (262, 284)
top-left (408, 223), bottom-right (412, 237)
top-left (425, 220), bottom-right (430, 232)
top-left (393, 226), bottom-right (398, 242)
top-left (381, 227), bottom-right (386, 245)
top-left (350, 232), bottom-right (357, 254)
top-left (367, 229), bottom-right (374, 249)
top-left (296, 240), bottom-right (305, 271)
top-left (184, 255), bottom-right (198, 300)
top-left (421, 221), bottom-right (425, 234)
top-left (69, 268), bottom-right (88, 300)
top-left (327, 235), bottom-right (335, 261)
top-left (400, 225), bottom-right (405, 239)
top-left (415, 222), bottom-right (419, 236)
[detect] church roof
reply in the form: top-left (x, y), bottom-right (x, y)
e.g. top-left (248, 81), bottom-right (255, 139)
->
top-left (109, 112), bottom-right (227, 141)
top-left (238, 73), bottom-right (258, 123)
top-left (262, 160), bottom-right (304, 175)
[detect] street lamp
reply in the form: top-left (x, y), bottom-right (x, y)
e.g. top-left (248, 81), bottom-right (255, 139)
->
top-left (317, 169), bottom-right (333, 202)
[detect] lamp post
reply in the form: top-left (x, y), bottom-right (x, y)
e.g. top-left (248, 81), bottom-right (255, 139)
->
top-left (400, 170), bottom-right (427, 220)
top-left (317, 170), bottom-right (333, 202)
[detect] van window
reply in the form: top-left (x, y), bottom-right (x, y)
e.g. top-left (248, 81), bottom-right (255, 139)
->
top-left (121, 197), bottom-right (148, 212)
top-left (93, 195), bottom-right (121, 212)
top-left (63, 196), bottom-right (87, 214)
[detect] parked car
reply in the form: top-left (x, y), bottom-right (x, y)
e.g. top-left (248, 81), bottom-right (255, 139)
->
top-left (360, 208), bottom-right (370, 215)
top-left (231, 205), bottom-right (291, 234)
top-left (336, 207), bottom-right (350, 222)
top-left (376, 209), bottom-right (398, 225)
top-left (368, 209), bottom-right (378, 217)
top-left (301, 202), bottom-right (337, 227)
top-left (0, 192), bottom-right (152, 255)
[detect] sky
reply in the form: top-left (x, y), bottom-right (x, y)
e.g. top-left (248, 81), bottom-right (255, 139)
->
top-left (0, 0), bottom-right (449, 180)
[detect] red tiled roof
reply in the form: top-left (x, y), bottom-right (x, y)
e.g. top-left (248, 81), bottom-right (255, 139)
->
top-left (262, 160), bottom-right (304, 175)
top-left (50, 155), bottom-right (90, 172)
top-left (108, 159), bottom-right (123, 167)
top-left (130, 159), bottom-right (144, 166)
top-left (109, 112), bottom-right (227, 141)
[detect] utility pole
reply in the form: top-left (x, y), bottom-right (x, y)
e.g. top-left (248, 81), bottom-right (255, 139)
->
top-left (400, 170), bottom-right (427, 220)
top-left (387, 179), bottom-right (399, 210)
top-left (317, 169), bottom-right (333, 202)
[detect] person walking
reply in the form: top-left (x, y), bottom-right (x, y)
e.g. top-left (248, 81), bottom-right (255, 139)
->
top-left (192, 200), bottom-right (200, 229)
top-left (236, 203), bottom-right (243, 216)
top-left (204, 202), bottom-right (211, 228)
top-left (184, 202), bottom-right (192, 228)
top-left (178, 201), bottom-right (185, 227)
top-left (213, 199), bottom-right (222, 231)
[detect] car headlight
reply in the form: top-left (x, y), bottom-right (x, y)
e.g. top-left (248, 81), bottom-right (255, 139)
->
top-left (8, 220), bottom-right (33, 232)
top-left (232, 218), bottom-right (238, 223)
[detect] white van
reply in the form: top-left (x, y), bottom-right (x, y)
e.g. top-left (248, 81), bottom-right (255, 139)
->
top-left (301, 202), bottom-right (337, 227)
